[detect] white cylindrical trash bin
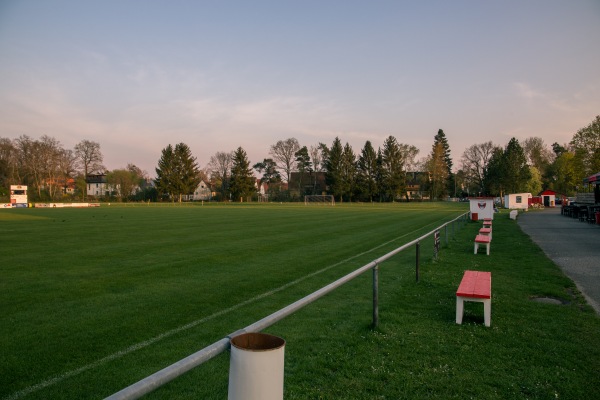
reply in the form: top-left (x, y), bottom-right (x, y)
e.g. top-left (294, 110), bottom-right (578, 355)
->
top-left (228, 332), bottom-right (285, 400)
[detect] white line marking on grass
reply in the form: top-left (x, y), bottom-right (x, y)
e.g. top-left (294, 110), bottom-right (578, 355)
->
top-left (5, 219), bottom-right (447, 400)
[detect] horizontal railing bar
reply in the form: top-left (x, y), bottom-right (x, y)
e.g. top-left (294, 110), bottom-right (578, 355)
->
top-left (105, 211), bottom-right (468, 400)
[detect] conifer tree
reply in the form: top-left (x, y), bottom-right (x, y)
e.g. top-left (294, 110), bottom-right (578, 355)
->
top-left (155, 143), bottom-right (200, 202)
top-left (324, 137), bottom-right (345, 201)
top-left (357, 141), bottom-right (379, 202)
top-left (230, 147), bottom-right (255, 201)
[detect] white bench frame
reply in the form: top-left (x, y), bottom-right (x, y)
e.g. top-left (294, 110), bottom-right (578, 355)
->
top-left (456, 296), bottom-right (491, 327)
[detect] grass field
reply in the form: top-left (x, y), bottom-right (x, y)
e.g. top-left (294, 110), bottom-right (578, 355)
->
top-left (1, 202), bottom-right (464, 399)
top-left (1, 202), bottom-right (599, 399)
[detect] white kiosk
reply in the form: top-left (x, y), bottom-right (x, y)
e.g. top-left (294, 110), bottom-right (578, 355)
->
top-left (10, 185), bottom-right (28, 208)
top-left (469, 197), bottom-right (494, 221)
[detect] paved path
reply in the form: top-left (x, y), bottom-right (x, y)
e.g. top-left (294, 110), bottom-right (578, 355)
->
top-left (517, 207), bottom-right (600, 314)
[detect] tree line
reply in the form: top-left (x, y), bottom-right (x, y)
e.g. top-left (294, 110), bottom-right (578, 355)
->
top-left (0, 135), bottom-right (151, 202)
top-left (1, 115), bottom-right (598, 202)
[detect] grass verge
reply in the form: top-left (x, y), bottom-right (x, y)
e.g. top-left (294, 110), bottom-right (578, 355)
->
top-left (147, 209), bottom-right (600, 399)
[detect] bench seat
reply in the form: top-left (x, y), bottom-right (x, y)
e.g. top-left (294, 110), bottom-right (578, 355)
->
top-left (456, 270), bottom-right (491, 327)
top-left (479, 227), bottom-right (492, 239)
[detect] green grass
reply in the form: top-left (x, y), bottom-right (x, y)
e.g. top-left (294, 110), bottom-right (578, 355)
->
top-left (1, 203), bottom-right (599, 399)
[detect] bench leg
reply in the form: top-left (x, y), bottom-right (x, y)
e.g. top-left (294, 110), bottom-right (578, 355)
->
top-left (474, 242), bottom-right (478, 254)
top-left (456, 296), bottom-right (492, 327)
top-left (483, 299), bottom-right (491, 327)
top-left (486, 243), bottom-right (490, 256)
top-left (456, 296), bottom-right (465, 324)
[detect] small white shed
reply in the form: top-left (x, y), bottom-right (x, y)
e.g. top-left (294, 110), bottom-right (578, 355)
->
top-left (504, 193), bottom-right (531, 210)
top-left (469, 197), bottom-right (495, 220)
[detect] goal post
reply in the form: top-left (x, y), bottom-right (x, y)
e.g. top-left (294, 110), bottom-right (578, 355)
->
top-left (304, 195), bottom-right (335, 206)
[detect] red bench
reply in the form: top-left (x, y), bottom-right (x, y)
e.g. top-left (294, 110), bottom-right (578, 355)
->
top-left (479, 227), bottom-right (492, 239)
top-left (456, 270), bottom-right (492, 327)
top-left (474, 234), bottom-right (491, 255)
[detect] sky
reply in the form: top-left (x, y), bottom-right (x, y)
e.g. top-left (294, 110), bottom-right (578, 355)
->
top-left (1, 0), bottom-right (599, 177)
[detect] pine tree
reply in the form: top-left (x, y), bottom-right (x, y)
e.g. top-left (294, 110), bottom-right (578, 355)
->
top-left (324, 137), bottom-right (345, 201)
top-left (381, 136), bottom-right (405, 201)
top-left (155, 144), bottom-right (175, 200)
top-left (502, 138), bottom-right (530, 193)
top-left (357, 141), bottom-right (379, 202)
top-left (230, 147), bottom-right (255, 201)
top-left (433, 129), bottom-right (454, 197)
top-left (173, 143), bottom-right (201, 202)
top-left (340, 142), bottom-right (357, 201)
top-left (155, 143), bottom-right (200, 202)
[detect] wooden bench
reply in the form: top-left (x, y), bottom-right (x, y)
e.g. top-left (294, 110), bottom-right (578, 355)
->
top-left (474, 234), bottom-right (491, 255)
top-left (479, 227), bottom-right (492, 239)
top-left (456, 270), bottom-right (491, 327)
top-left (483, 220), bottom-right (492, 228)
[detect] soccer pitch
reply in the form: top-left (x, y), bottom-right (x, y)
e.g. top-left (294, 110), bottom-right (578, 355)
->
top-left (0, 202), bottom-right (467, 399)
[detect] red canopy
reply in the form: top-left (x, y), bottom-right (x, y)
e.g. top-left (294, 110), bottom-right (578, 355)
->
top-left (584, 172), bottom-right (600, 184)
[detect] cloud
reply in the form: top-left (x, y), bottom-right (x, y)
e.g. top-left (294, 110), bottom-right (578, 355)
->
top-left (513, 82), bottom-right (543, 101)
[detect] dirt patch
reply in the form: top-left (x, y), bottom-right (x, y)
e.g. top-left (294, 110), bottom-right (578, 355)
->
top-left (530, 296), bottom-right (569, 305)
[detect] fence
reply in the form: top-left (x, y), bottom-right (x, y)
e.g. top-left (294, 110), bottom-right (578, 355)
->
top-left (105, 212), bottom-right (470, 400)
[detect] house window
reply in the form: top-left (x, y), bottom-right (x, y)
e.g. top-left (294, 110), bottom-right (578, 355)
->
top-left (516, 196), bottom-right (522, 203)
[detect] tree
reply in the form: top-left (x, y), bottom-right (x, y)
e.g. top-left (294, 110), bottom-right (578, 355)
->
top-left (11, 135), bottom-right (63, 200)
top-left (356, 141), bottom-right (379, 202)
top-left (155, 144), bottom-right (176, 200)
top-left (253, 158), bottom-right (281, 184)
top-left (58, 149), bottom-right (78, 198)
top-left (427, 141), bottom-right (449, 200)
top-left (106, 169), bottom-right (138, 201)
top-left (524, 166), bottom-right (543, 195)
top-left (269, 138), bottom-right (300, 183)
top-left (253, 158), bottom-right (282, 199)
top-left (309, 144), bottom-right (325, 194)
top-left (0, 138), bottom-right (16, 189)
top-left (433, 129), bottom-right (453, 196)
top-left (294, 146), bottom-right (312, 195)
top-left (229, 147), bottom-right (255, 201)
top-left (503, 138), bottom-right (531, 193)
top-left (154, 143), bottom-right (200, 202)
top-left (550, 151), bottom-right (578, 195)
top-left (340, 143), bottom-right (357, 201)
top-left (173, 143), bottom-right (201, 202)
top-left (74, 139), bottom-right (104, 178)
top-left (207, 151), bottom-right (233, 201)
top-left (483, 147), bottom-right (505, 197)
top-left (522, 137), bottom-right (553, 172)
top-left (323, 138), bottom-right (344, 201)
top-left (483, 138), bottom-right (530, 197)
top-left (381, 136), bottom-right (405, 201)
top-left (570, 115), bottom-right (600, 176)
top-left (460, 141), bottom-right (498, 195)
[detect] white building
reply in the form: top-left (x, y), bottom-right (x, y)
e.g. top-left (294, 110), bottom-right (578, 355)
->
top-left (504, 193), bottom-right (532, 210)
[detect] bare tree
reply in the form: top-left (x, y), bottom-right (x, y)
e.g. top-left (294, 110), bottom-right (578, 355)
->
top-left (58, 149), bottom-right (78, 196)
top-left (0, 137), bottom-right (17, 187)
top-left (207, 151), bottom-right (233, 200)
top-left (460, 141), bottom-right (498, 195)
top-left (270, 138), bottom-right (300, 183)
top-left (74, 139), bottom-right (104, 178)
top-left (522, 137), bottom-right (554, 171)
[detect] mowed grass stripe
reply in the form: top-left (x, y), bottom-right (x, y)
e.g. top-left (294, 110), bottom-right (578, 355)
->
top-left (0, 203), bottom-right (465, 399)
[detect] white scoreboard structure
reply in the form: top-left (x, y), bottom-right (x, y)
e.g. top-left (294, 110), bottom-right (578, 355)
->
top-left (10, 185), bottom-right (29, 208)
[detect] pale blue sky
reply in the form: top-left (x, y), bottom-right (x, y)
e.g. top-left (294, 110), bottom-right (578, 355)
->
top-left (1, 0), bottom-right (599, 176)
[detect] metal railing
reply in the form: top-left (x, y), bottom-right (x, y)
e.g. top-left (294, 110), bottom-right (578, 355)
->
top-left (105, 212), bottom-right (469, 400)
